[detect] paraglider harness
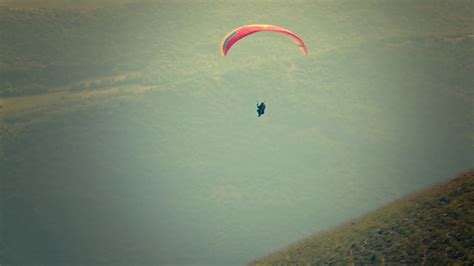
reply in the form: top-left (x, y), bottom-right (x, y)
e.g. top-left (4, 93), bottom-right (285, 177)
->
top-left (257, 102), bottom-right (266, 117)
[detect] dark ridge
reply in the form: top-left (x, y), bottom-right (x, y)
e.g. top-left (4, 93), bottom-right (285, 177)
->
top-left (250, 170), bottom-right (474, 265)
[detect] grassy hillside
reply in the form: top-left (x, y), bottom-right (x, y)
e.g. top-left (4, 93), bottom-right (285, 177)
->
top-left (250, 170), bottom-right (474, 265)
top-left (1, 0), bottom-right (473, 98)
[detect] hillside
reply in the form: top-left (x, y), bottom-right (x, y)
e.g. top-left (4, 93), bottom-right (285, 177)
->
top-left (250, 170), bottom-right (474, 265)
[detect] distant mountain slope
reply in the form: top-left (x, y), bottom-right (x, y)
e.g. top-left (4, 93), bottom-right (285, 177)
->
top-left (0, 0), bottom-right (141, 9)
top-left (250, 170), bottom-right (474, 265)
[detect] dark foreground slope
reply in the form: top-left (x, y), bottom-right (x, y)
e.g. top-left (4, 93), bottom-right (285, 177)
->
top-left (250, 170), bottom-right (474, 265)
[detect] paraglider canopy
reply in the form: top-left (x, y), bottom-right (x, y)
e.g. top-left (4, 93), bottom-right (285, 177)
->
top-left (220, 24), bottom-right (307, 56)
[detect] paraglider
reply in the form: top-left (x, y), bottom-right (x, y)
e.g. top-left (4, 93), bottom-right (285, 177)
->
top-left (257, 102), bottom-right (266, 117)
top-left (220, 24), bottom-right (307, 56)
top-left (220, 25), bottom-right (307, 118)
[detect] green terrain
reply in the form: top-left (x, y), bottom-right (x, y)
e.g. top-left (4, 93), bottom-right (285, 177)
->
top-left (250, 170), bottom-right (474, 265)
